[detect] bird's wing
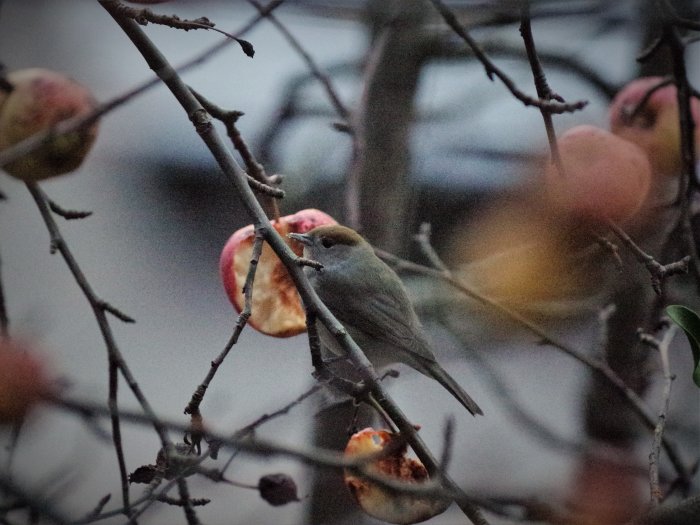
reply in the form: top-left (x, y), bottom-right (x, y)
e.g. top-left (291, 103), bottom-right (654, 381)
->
top-left (316, 262), bottom-right (437, 363)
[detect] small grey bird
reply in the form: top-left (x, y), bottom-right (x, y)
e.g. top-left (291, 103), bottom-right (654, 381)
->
top-left (289, 224), bottom-right (483, 416)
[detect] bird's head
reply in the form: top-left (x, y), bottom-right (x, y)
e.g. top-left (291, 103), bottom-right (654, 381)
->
top-left (288, 224), bottom-right (370, 270)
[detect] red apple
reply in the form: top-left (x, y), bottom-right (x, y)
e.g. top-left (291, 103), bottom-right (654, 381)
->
top-left (220, 209), bottom-right (337, 337)
top-left (0, 68), bottom-right (99, 181)
top-left (609, 77), bottom-right (700, 177)
top-left (566, 446), bottom-right (645, 525)
top-left (0, 341), bottom-right (51, 424)
top-left (544, 125), bottom-right (652, 224)
top-left (343, 428), bottom-right (449, 524)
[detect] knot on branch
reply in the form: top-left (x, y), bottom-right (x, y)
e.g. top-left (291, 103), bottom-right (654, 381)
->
top-left (190, 108), bottom-right (212, 135)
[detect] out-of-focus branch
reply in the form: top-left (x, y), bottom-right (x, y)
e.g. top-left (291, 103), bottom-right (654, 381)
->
top-left (0, 248), bottom-right (8, 339)
top-left (0, 473), bottom-right (71, 525)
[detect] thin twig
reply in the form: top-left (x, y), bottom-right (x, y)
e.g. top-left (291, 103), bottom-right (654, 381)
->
top-left (622, 77), bottom-right (674, 124)
top-left (221, 382), bottom-right (323, 474)
top-left (647, 324), bottom-right (678, 506)
top-left (191, 88), bottom-right (282, 218)
top-left (80, 494), bottom-right (112, 523)
top-left (114, 2), bottom-right (254, 57)
top-left (519, 2), bottom-right (563, 172)
top-left (184, 231), bottom-right (264, 420)
top-left (608, 220), bottom-right (690, 295)
top-left (246, 0), bottom-right (350, 122)
top-left (414, 223), bottom-right (449, 274)
top-left (174, 477), bottom-right (201, 525)
top-left (429, 0), bottom-right (587, 114)
top-left (48, 199), bottom-right (93, 220)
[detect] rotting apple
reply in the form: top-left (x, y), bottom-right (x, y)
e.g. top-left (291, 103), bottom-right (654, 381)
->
top-left (0, 341), bottom-right (52, 424)
top-left (544, 125), bottom-right (652, 224)
top-left (343, 428), bottom-right (449, 525)
top-left (220, 209), bottom-right (337, 337)
top-left (609, 76), bottom-right (700, 178)
top-left (0, 68), bottom-right (99, 181)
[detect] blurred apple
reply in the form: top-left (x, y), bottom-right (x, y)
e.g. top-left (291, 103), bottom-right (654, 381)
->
top-left (220, 209), bottom-right (337, 337)
top-left (566, 446), bottom-right (645, 525)
top-left (544, 125), bottom-right (652, 224)
top-left (0, 68), bottom-right (99, 181)
top-left (343, 427), bottom-right (449, 524)
top-left (0, 340), bottom-right (51, 424)
top-left (609, 76), bottom-right (700, 178)
top-left (449, 200), bottom-right (603, 314)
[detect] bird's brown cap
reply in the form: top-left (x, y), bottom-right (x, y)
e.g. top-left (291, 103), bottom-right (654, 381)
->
top-left (306, 225), bottom-right (366, 246)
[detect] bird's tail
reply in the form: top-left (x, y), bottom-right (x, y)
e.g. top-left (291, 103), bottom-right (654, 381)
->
top-left (423, 361), bottom-right (483, 416)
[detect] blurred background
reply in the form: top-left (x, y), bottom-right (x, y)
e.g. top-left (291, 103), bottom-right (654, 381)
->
top-left (0, 1), bottom-right (699, 524)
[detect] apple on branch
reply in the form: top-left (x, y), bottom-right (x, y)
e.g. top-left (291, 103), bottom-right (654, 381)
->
top-left (343, 427), bottom-right (449, 525)
top-left (0, 340), bottom-right (53, 424)
top-left (543, 124), bottom-right (652, 225)
top-left (0, 68), bottom-right (99, 181)
top-left (220, 209), bottom-right (337, 337)
top-left (609, 76), bottom-right (700, 178)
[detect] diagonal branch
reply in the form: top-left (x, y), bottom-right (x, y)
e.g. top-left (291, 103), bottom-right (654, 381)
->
top-left (99, 3), bottom-right (487, 523)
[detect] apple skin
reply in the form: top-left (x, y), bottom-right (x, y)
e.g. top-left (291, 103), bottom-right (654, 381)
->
top-left (609, 76), bottom-right (700, 177)
top-left (0, 68), bottom-right (99, 181)
top-left (344, 428), bottom-right (449, 525)
top-left (0, 341), bottom-right (51, 424)
top-left (219, 209), bottom-right (337, 337)
top-left (544, 125), bottom-right (652, 224)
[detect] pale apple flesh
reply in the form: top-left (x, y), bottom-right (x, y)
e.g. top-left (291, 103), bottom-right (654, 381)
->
top-left (343, 428), bottom-right (449, 525)
top-left (220, 209), bottom-right (337, 337)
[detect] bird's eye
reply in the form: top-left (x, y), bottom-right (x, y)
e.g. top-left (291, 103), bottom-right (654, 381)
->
top-left (320, 236), bottom-right (335, 249)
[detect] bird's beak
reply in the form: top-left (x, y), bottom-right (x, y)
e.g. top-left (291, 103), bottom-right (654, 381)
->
top-left (287, 232), bottom-right (312, 246)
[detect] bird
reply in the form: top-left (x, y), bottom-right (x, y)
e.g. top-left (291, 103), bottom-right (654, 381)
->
top-left (288, 224), bottom-right (483, 416)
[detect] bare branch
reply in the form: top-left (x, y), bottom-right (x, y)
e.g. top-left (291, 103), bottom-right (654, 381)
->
top-left (429, 0), bottom-right (588, 114)
top-left (647, 324), bottom-right (678, 506)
